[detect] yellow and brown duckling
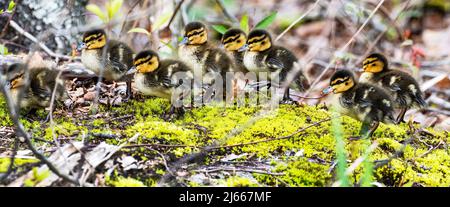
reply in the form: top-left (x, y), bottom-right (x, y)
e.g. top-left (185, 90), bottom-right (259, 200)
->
top-left (221, 28), bottom-right (248, 73)
top-left (1, 63), bottom-right (66, 113)
top-left (239, 29), bottom-right (310, 102)
top-left (127, 50), bottom-right (194, 119)
top-left (324, 69), bottom-right (395, 138)
top-left (77, 29), bottom-right (134, 99)
top-left (178, 22), bottom-right (240, 91)
top-left (360, 53), bottom-right (427, 123)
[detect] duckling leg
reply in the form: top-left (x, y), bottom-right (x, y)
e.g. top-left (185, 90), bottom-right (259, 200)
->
top-left (163, 105), bottom-right (185, 121)
top-left (396, 107), bottom-right (407, 124)
top-left (281, 88), bottom-right (296, 104)
top-left (125, 80), bottom-right (132, 100)
top-left (365, 121), bottom-right (379, 138)
top-left (350, 121), bottom-right (379, 140)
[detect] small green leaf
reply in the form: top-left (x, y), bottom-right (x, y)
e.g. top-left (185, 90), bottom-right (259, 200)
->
top-left (7, 0), bottom-right (15, 12)
top-left (153, 12), bottom-right (172, 31)
top-left (240, 13), bottom-right (249, 33)
top-left (107, 0), bottom-right (123, 20)
top-left (0, 44), bottom-right (9, 55)
top-left (86, 4), bottom-right (107, 22)
top-left (160, 40), bottom-right (175, 51)
top-left (254, 12), bottom-right (277, 30)
top-left (0, 9), bottom-right (4, 15)
top-left (128, 27), bottom-right (151, 36)
top-left (212, 25), bottom-right (228, 34)
top-left (401, 39), bottom-right (414, 47)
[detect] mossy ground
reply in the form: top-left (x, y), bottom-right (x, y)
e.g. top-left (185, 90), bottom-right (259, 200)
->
top-left (0, 96), bottom-right (449, 187)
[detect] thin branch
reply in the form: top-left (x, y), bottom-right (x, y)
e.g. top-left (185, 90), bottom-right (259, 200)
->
top-left (215, 0), bottom-right (238, 23)
top-left (8, 20), bottom-right (73, 60)
top-left (194, 167), bottom-right (285, 176)
top-left (356, 0), bottom-right (412, 64)
top-left (301, 0), bottom-right (385, 100)
top-left (119, 0), bottom-right (142, 38)
top-left (166, 0), bottom-right (186, 28)
top-left (275, 0), bottom-right (322, 42)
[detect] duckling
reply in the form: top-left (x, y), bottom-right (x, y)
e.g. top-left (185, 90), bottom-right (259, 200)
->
top-left (77, 29), bottom-right (134, 99)
top-left (221, 28), bottom-right (248, 73)
top-left (360, 53), bottom-right (427, 123)
top-left (324, 69), bottom-right (395, 138)
top-left (1, 63), bottom-right (66, 113)
top-left (127, 50), bottom-right (194, 120)
top-left (178, 22), bottom-right (240, 98)
top-left (239, 29), bottom-right (310, 103)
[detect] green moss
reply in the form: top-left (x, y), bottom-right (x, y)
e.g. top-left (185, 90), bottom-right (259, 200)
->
top-left (24, 167), bottom-right (51, 187)
top-left (255, 158), bottom-right (332, 187)
top-left (0, 157), bottom-right (39, 173)
top-left (125, 121), bottom-right (200, 157)
top-left (107, 176), bottom-right (147, 187)
top-left (43, 119), bottom-right (87, 141)
top-left (221, 176), bottom-right (259, 187)
top-left (2, 95), bottom-right (449, 187)
top-left (0, 97), bottom-right (13, 126)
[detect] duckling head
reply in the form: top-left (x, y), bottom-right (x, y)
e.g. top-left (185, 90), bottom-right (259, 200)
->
top-left (78, 29), bottom-right (107, 51)
top-left (362, 53), bottom-right (388, 73)
top-left (240, 29), bottom-right (272, 52)
top-left (221, 29), bottom-right (247, 51)
top-left (325, 69), bottom-right (356, 94)
top-left (180, 22), bottom-right (208, 45)
top-left (4, 63), bottom-right (26, 89)
top-left (132, 50), bottom-right (160, 74)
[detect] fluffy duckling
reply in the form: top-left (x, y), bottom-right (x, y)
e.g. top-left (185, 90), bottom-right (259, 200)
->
top-left (221, 28), bottom-right (248, 73)
top-left (127, 50), bottom-right (194, 119)
top-left (239, 29), bottom-right (310, 102)
top-left (324, 69), bottom-right (395, 138)
top-left (1, 63), bottom-right (66, 112)
top-left (77, 29), bottom-right (134, 99)
top-left (360, 53), bottom-right (427, 123)
top-left (178, 22), bottom-right (239, 91)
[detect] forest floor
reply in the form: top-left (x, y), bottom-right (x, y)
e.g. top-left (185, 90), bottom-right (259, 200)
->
top-left (0, 86), bottom-right (449, 186)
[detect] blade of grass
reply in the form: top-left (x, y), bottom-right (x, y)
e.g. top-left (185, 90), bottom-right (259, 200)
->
top-left (331, 111), bottom-right (349, 187)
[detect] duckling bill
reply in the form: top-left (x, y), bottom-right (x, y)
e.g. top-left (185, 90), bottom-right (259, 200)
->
top-left (361, 53), bottom-right (427, 123)
top-left (325, 69), bottom-right (395, 138)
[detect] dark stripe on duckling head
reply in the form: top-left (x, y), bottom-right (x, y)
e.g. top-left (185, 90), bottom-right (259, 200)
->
top-left (330, 69), bottom-right (355, 85)
top-left (184, 22), bottom-right (206, 36)
top-left (83, 29), bottom-right (106, 42)
top-left (187, 28), bottom-right (205, 37)
top-left (222, 29), bottom-right (246, 43)
top-left (222, 34), bottom-right (242, 44)
top-left (247, 29), bottom-right (271, 43)
top-left (364, 53), bottom-right (388, 68)
top-left (134, 50), bottom-right (159, 66)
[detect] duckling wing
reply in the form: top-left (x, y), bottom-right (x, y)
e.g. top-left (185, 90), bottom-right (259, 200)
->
top-left (266, 58), bottom-right (284, 70)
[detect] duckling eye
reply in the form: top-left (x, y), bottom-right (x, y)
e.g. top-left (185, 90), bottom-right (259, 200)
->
top-left (236, 40), bottom-right (241, 43)
top-left (372, 63), bottom-right (376, 66)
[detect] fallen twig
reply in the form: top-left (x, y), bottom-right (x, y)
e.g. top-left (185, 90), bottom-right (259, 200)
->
top-left (194, 167), bottom-right (285, 176)
top-left (8, 20), bottom-right (72, 60)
